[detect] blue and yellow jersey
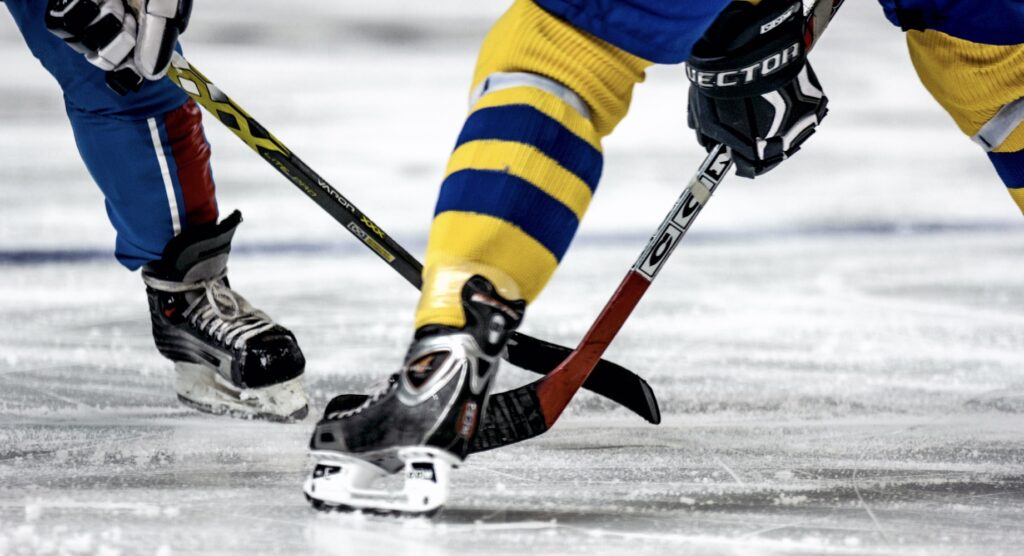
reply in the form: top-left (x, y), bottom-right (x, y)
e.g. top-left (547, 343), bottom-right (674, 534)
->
top-left (533, 0), bottom-right (732, 64)
top-left (419, 0), bottom-right (1024, 329)
top-left (418, 0), bottom-right (737, 327)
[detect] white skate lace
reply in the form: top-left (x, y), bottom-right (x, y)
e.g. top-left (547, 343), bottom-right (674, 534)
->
top-left (143, 269), bottom-right (277, 350)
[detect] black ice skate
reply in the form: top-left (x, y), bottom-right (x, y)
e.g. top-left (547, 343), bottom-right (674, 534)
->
top-left (142, 211), bottom-right (308, 421)
top-left (304, 275), bottom-right (524, 515)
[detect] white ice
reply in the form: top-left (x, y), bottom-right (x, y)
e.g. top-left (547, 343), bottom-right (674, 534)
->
top-left (2, 1), bottom-right (1024, 555)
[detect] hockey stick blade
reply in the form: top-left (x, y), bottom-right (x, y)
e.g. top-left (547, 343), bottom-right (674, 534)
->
top-left (165, 55), bottom-right (659, 424)
top-left (505, 333), bottom-right (659, 424)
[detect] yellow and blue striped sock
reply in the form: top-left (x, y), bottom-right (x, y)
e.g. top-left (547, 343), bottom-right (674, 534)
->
top-left (416, 0), bottom-right (650, 329)
top-left (907, 30), bottom-right (1024, 210)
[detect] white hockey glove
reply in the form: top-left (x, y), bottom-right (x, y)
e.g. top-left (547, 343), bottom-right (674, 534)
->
top-left (45, 0), bottom-right (193, 95)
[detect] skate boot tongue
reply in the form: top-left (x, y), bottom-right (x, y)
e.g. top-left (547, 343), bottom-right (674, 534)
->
top-left (147, 211), bottom-right (240, 279)
top-left (144, 210), bottom-right (240, 304)
top-left (142, 210), bottom-right (266, 335)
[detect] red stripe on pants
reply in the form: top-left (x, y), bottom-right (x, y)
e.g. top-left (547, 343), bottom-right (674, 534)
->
top-left (164, 99), bottom-right (218, 227)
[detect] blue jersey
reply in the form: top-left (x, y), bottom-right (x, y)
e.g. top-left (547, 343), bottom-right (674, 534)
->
top-left (534, 0), bottom-right (731, 63)
top-left (538, 0), bottom-right (1024, 62)
top-left (878, 0), bottom-right (1024, 45)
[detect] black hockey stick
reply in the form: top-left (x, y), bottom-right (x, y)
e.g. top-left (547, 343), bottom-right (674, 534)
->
top-left (164, 56), bottom-right (660, 424)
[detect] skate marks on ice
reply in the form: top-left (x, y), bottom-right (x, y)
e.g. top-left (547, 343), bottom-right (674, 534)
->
top-left (0, 417), bottom-right (314, 555)
top-left (2, 232), bottom-right (1024, 554)
top-left (305, 416), bottom-right (1024, 556)
top-left (2, 414), bottom-right (1021, 556)
top-left (3, 229), bottom-right (1024, 554)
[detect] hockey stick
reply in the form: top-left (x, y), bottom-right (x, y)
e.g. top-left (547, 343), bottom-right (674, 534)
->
top-left (164, 55), bottom-right (660, 424)
top-left (469, 146), bottom-right (730, 451)
top-left (470, 0), bottom-right (848, 452)
top-left (532, 144), bottom-right (731, 424)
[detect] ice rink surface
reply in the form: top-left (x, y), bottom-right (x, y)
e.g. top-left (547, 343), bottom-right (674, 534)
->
top-left (2, 1), bottom-right (1024, 555)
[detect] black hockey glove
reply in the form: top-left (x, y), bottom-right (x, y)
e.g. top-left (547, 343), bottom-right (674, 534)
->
top-left (687, 0), bottom-right (828, 178)
top-left (45, 0), bottom-right (193, 95)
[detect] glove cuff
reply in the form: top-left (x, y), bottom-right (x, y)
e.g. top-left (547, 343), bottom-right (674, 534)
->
top-left (687, 0), bottom-right (806, 99)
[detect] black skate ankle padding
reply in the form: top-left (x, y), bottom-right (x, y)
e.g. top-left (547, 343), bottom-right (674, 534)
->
top-left (412, 276), bottom-right (525, 356)
top-left (462, 275), bottom-right (526, 320)
top-left (449, 275), bottom-right (526, 357)
top-left (146, 210), bottom-right (242, 279)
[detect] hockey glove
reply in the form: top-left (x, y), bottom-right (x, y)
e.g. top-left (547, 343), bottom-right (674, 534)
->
top-left (45, 0), bottom-right (193, 95)
top-left (686, 0), bottom-right (828, 178)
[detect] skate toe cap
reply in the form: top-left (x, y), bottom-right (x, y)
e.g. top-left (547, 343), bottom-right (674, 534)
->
top-left (236, 329), bottom-right (306, 388)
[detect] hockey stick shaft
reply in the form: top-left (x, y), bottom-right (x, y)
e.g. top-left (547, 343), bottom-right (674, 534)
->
top-left (470, 147), bottom-right (730, 451)
top-left (534, 0), bottom-right (847, 428)
top-left (167, 53), bottom-right (422, 287)
top-left (537, 146), bottom-right (731, 424)
top-left (164, 54), bottom-right (659, 424)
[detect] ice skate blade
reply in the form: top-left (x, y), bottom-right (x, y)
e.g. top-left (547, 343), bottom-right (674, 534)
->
top-left (303, 447), bottom-right (458, 516)
top-left (175, 362), bottom-right (308, 422)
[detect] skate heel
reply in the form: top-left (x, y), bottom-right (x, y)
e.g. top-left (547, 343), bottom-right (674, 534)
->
top-left (304, 447), bottom-right (458, 516)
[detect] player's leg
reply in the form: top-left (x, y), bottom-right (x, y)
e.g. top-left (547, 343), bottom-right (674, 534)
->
top-left (6, 0), bottom-right (217, 263)
top-left (305, 0), bottom-right (727, 514)
top-left (5, 0), bottom-right (307, 420)
top-left (881, 2), bottom-right (1024, 208)
top-left (419, 0), bottom-right (732, 353)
